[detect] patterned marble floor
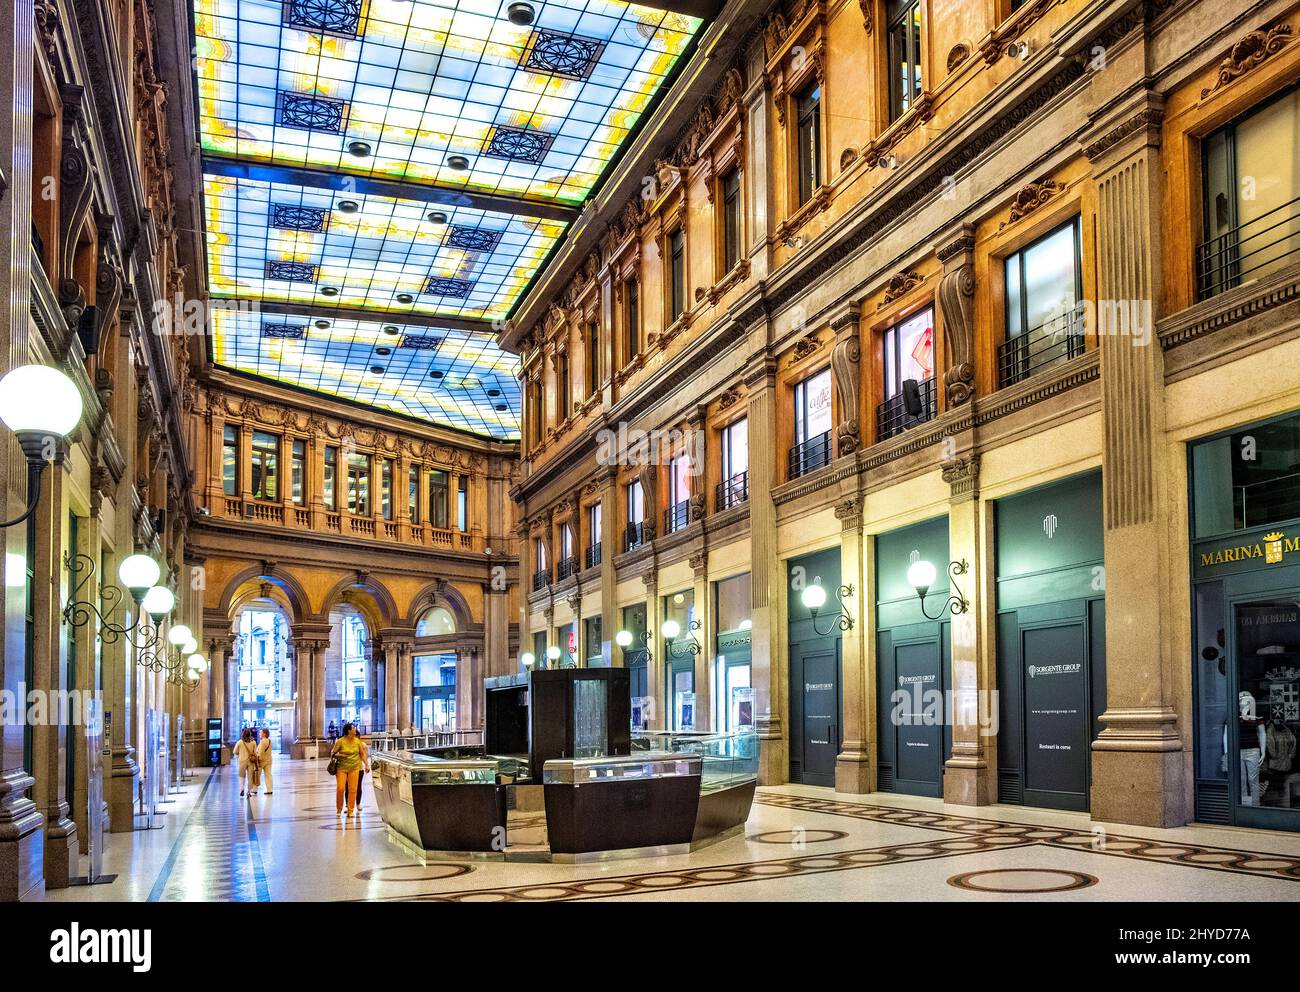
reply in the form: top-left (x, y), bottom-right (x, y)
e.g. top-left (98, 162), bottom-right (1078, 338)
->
top-left (43, 757), bottom-right (1300, 902)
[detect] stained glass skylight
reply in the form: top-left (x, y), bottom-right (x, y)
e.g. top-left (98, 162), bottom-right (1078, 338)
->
top-left (212, 305), bottom-right (522, 438)
top-left (193, 0), bottom-right (703, 205)
top-left (205, 172), bottom-right (564, 321)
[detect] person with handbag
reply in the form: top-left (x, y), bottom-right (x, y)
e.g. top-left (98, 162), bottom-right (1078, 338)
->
top-left (234, 729), bottom-right (258, 799)
top-left (256, 728), bottom-right (275, 795)
top-left (329, 722), bottom-right (369, 817)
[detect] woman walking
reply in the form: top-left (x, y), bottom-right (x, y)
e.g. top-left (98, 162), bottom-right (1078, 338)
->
top-left (330, 723), bottom-right (369, 816)
top-left (233, 729), bottom-right (258, 798)
top-left (256, 728), bottom-right (274, 795)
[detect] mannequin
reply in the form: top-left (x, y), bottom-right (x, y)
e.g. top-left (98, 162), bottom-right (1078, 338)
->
top-left (1226, 691), bottom-right (1267, 806)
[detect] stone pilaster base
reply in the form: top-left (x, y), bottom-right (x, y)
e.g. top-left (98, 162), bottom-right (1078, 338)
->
top-left (1091, 746), bottom-right (1186, 827)
top-left (0, 769), bottom-right (45, 901)
top-left (943, 755), bottom-right (994, 806)
top-left (758, 734), bottom-right (787, 787)
top-left (834, 747), bottom-right (873, 794)
top-left (42, 804), bottom-right (77, 890)
top-left (107, 747), bottom-right (139, 834)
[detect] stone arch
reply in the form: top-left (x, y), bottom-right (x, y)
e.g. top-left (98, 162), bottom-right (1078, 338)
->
top-left (318, 572), bottom-right (398, 632)
top-left (216, 564), bottom-right (311, 626)
top-left (405, 579), bottom-right (474, 632)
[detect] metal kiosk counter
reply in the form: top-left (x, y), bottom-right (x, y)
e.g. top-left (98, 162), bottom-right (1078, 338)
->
top-left (370, 750), bottom-right (510, 854)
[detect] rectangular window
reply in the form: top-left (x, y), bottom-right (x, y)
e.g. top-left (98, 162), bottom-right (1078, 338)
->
top-left (381, 459), bottom-right (393, 520)
top-left (222, 425), bottom-right (238, 496)
top-left (428, 469), bottom-right (449, 529)
top-left (791, 368), bottom-right (833, 478)
top-left (408, 465), bottom-right (420, 523)
top-left (1199, 84), bottom-right (1300, 299)
top-left (558, 354), bottom-right (570, 421)
top-left (586, 321), bottom-right (600, 398)
top-left (250, 431), bottom-right (279, 501)
top-left (324, 446), bottom-right (337, 510)
top-left (888, 0), bottom-right (923, 122)
top-left (626, 280), bottom-right (640, 361)
top-left (456, 475), bottom-right (468, 532)
top-left (626, 479), bottom-right (645, 549)
top-left (536, 539), bottom-right (548, 571)
top-left (670, 228), bottom-right (686, 321)
top-left (528, 379), bottom-right (543, 445)
top-left (668, 452), bottom-right (691, 532)
top-left (1001, 216), bottom-right (1084, 386)
top-left (796, 83), bottom-right (822, 205)
top-left (586, 501), bottom-right (602, 567)
top-left (291, 440), bottom-right (306, 504)
top-left (878, 306), bottom-right (937, 440)
top-left (346, 452), bottom-right (370, 515)
top-left (719, 417), bottom-right (749, 509)
top-left (722, 168), bottom-right (742, 272)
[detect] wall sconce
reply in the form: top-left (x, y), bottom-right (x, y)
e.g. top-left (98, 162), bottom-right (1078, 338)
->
top-left (662, 617), bottom-right (702, 658)
top-left (62, 551), bottom-right (169, 649)
top-left (801, 582), bottom-right (855, 636)
top-left (615, 628), bottom-right (654, 668)
top-left (908, 559), bottom-right (970, 620)
top-left (139, 640), bottom-right (204, 692)
top-left (0, 365), bottom-right (83, 529)
top-left (520, 651), bottom-right (536, 669)
top-left (545, 644), bottom-right (562, 667)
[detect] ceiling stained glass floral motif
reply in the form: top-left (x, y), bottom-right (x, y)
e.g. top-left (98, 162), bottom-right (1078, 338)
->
top-left (211, 304), bottom-right (523, 436)
top-left (191, 0), bottom-right (707, 438)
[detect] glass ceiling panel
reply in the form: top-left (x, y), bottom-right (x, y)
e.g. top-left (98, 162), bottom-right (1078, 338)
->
top-left (193, 0), bottom-right (703, 205)
top-left (211, 304), bottom-right (522, 439)
top-left (204, 172), bottom-right (565, 320)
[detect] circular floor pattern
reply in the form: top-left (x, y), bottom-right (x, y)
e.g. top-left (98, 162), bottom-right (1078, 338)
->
top-left (946, 868), bottom-right (1098, 894)
top-left (747, 828), bottom-right (848, 845)
top-left (355, 863), bottom-right (474, 883)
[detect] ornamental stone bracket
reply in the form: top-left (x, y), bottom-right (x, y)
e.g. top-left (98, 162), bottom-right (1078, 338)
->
top-left (1200, 21), bottom-right (1292, 100)
top-left (999, 179), bottom-right (1064, 230)
top-left (935, 223), bottom-right (977, 407)
top-left (830, 303), bottom-right (861, 458)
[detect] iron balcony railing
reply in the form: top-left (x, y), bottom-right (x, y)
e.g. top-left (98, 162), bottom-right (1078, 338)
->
top-left (998, 307), bottom-right (1085, 388)
top-left (788, 430), bottom-right (832, 480)
top-left (531, 568), bottom-right (551, 592)
top-left (664, 499), bottom-right (691, 534)
top-left (716, 470), bottom-right (749, 510)
top-left (876, 377), bottom-right (937, 442)
top-left (584, 543), bottom-right (602, 569)
top-left (1197, 193), bottom-right (1300, 300)
top-left (625, 521), bottom-right (645, 552)
top-left (1234, 469), bottom-right (1300, 532)
top-left (556, 556), bottom-right (577, 581)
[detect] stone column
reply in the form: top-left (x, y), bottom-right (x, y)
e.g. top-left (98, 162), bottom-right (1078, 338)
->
top-left (600, 473), bottom-right (618, 667)
top-left (643, 574), bottom-right (663, 729)
top-left (208, 635), bottom-right (231, 759)
top-left (745, 356), bottom-right (786, 784)
top-left (834, 497), bottom-right (872, 793)
top-left (689, 552), bottom-right (711, 731)
top-left (397, 640), bottom-right (413, 731)
top-left (225, 648), bottom-right (240, 743)
top-left (71, 510), bottom-right (103, 855)
top-left (383, 639), bottom-right (399, 731)
top-left (1083, 91), bottom-right (1185, 827)
top-left (310, 639), bottom-right (326, 739)
top-left (103, 541), bottom-right (140, 835)
top-left (32, 458), bottom-right (76, 888)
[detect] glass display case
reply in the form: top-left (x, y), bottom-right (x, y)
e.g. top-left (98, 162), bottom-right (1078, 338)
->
top-left (632, 729), bottom-right (759, 794)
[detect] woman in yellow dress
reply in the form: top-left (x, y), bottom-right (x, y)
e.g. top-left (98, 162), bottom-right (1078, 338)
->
top-left (330, 723), bottom-right (370, 816)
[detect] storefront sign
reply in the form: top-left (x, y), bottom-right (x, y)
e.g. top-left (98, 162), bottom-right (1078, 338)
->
top-left (1199, 531), bottom-right (1298, 569)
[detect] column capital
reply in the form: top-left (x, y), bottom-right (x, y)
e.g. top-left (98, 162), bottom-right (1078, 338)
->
top-left (1080, 88), bottom-right (1164, 171)
top-left (941, 454), bottom-right (980, 503)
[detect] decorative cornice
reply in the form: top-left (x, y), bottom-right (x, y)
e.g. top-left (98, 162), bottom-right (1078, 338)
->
top-left (1200, 22), bottom-right (1292, 100)
top-left (1000, 179), bottom-right (1064, 229)
top-left (878, 269), bottom-right (924, 307)
top-left (1083, 107), bottom-right (1164, 161)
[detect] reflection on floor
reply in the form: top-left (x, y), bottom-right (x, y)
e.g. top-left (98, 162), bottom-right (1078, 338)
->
top-left (43, 757), bottom-right (1300, 902)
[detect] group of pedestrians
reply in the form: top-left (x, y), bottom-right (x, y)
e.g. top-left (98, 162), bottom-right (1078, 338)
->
top-left (233, 728), bottom-right (274, 798)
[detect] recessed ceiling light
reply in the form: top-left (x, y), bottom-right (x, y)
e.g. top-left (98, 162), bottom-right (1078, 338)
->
top-left (315, 320), bottom-right (331, 329)
top-left (337, 200), bottom-right (360, 213)
top-left (446, 154), bottom-right (470, 171)
top-left (396, 293), bottom-right (414, 304)
top-left (347, 140), bottom-right (372, 157)
top-left (375, 346), bottom-right (391, 356)
top-left (370, 364), bottom-right (386, 374)
top-left (428, 370), bottom-right (444, 379)
top-left (426, 211), bottom-right (448, 224)
top-left (507, 3), bottom-right (535, 26)
top-left (495, 403), bottom-right (509, 411)
top-left (320, 287), bottom-right (339, 296)
top-left (383, 325), bottom-right (399, 335)
top-left (487, 388), bottom-right (501, 397)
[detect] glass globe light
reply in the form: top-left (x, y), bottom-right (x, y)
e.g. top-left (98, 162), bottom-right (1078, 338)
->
top-left (181, 637), bottom-right (199, 656)
top-left (521, 651), bottom-right (536, 667)
top-left (800, 584), bottom-right (828, 612)
top-left (0, 364), bottom-right (83, 438)
top-left (614, 629), bottom-right (633, 648)
top-left (661, 619), bottom-right (681, 639)
top-left (168, 624), bottom-right (193, 647)
top-left (118, 554), bottom-right (161, 594)
top-left (188, 655), bottom-right (208, 675)
top-left (545, 645), bottom-right (561, 661)
top-left (141, 585), bottom-right (175, 617)
top-left (907, 559), bottom-right (938, 595)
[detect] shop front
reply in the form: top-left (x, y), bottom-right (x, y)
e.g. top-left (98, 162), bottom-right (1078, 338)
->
top-left (662, 589), bottom-right (698, 731)
top-left (994, 471), bottom-right (1106, 812)
top-left (875, 517), bottom-right (952, 798)
top-left (787, 547), bottom-right (844, 787)
top-left (1190, 410), bottom-right (1300, 833)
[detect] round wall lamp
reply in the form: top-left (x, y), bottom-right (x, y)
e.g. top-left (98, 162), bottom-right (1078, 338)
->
top-left (545, 644), bottom-right (562, 663)
top-left (908, 559), bottom-right (970, 620)
top-left (0, 364), bottom-right (84, 528)
top-left (141, 585), bottom-right (176, 619)
top-left (800, 581), bottom-right (855, 636)
top-left (168, 624), bottom-right (193, 647)
top-left (521, 651), bottom-right (536, 668)
top-left (614, 629), bottom-right (633, 648)
top-left (118, 553), bottom-right (162, 604)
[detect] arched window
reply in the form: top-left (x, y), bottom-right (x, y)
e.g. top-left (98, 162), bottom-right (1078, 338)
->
top-left (416, 605), bottom-right (456, 637)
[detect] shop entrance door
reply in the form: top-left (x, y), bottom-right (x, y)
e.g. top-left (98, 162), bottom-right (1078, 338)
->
top-left (1228, 594), bottom-right (1300, 831)
top-left (790, 646), bottom-right (841, 787)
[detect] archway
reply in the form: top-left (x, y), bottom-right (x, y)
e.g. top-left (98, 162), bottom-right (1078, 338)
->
top-left (232, 601), bottom-right (293, 751)
top-left (413, 605), bottom-right (458, 732)
top-left (325, 601), bottom-right (375, 735)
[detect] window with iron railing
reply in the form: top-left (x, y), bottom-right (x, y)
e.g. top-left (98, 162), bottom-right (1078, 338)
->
top-left (625, 521), bottom-right (645, 552)
top-left (1000, 216), bottom-right (1084, 388)
top-left (791, 367), bottom-right (833, 479)
top-left (1199, 85), bottom-right (1300, 301)
top-left (716, 470), bottom-right (749, 510)
top-left (584, 542), bottom-right (602, 569)
top-left (665, 499), bottom-right (691, 534)
top-left (788, 431), bottom-right (832, 479)
top-left (556, 557), bottom-right (577, 581)
top-left (879, 306), bottom-right (936, 441)
top-left (877, 377), bottom-right (937, 441)
top-left (532, 569), bottom-right (551, 592)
